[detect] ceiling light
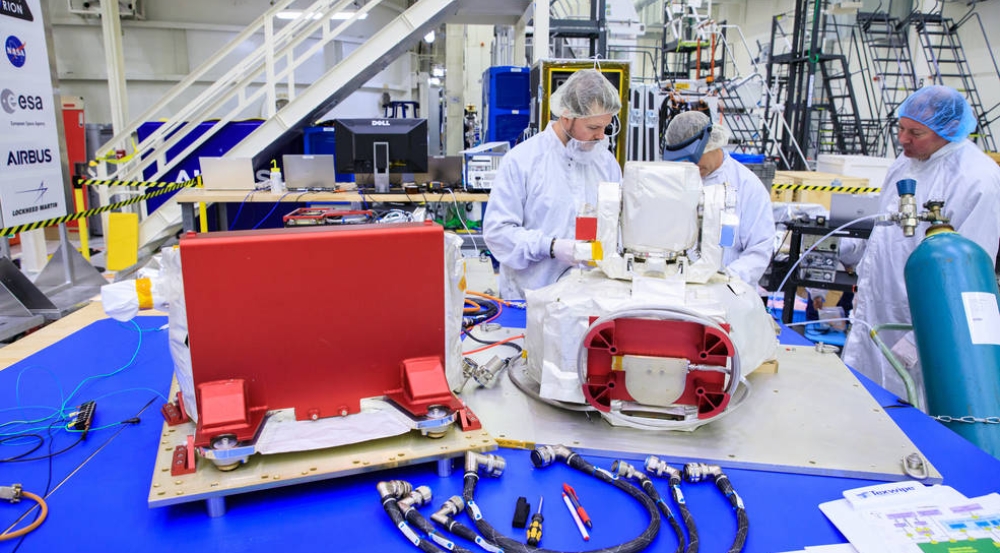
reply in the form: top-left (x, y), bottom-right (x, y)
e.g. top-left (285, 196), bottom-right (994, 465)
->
top-left (424, 30), bottom-right (435, 44)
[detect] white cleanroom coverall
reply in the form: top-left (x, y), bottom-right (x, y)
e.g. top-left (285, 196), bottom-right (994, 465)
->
top-left (483, 125), bottom-right (622, 299)
top-left (842, 139), bottom-right (1000, 400)
top-left (702, 152), bottom-right (776, 286)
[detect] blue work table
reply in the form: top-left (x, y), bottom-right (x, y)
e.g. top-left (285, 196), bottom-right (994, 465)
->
top-left (1, 305), bottom-right (998, 553)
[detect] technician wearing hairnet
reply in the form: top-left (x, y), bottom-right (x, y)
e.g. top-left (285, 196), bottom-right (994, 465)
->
top-left (483, 69), bottom-right (622, 299)
top-left (841, 85), bottom-right (1000, 402)
top-left (663, 111), bottom-right (776, 286)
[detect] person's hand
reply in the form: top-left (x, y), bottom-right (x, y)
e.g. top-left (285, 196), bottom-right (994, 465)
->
top-left (553, 239), bottom-right (578, 264)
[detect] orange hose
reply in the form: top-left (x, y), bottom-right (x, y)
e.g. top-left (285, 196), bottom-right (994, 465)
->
top-left (462, 334), bottom-right (525, 356)
top-left (466, 290), bottom-right (518, 307)
top-left (0, 490), bottom-right (48, 541)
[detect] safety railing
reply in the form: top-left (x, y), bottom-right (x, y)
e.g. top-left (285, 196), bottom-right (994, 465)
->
top-left (95, 0), bottom-right (385, 185)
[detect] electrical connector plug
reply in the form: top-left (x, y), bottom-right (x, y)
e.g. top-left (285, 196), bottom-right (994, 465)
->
top-left (72, 401), bottom-right (96, 438)
top-left (1, 484), bottom-right (23, 502)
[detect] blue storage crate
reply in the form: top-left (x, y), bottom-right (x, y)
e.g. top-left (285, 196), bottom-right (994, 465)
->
top-left (137, 119), bottom-right (263, 212)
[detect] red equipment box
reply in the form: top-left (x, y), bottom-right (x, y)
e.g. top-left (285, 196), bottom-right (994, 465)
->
top-left (180, 222), bottom-right (463, 447)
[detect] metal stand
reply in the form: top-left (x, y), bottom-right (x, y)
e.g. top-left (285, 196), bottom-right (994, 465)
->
top-left (0, 256), bottom-right (46, 342)
top-left (30, 224), bottom-right (107, 319)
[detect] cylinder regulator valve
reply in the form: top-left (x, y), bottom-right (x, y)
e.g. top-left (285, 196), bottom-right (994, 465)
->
top-left (896, 179), bottom-right (918, 237)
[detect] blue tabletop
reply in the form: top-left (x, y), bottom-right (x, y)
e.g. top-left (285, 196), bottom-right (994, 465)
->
top-left (1, 314), bottom-right (998, 553)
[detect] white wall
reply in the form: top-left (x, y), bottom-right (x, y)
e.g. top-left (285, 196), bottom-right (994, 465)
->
top-left (47, 0), bottom-right (421, 128)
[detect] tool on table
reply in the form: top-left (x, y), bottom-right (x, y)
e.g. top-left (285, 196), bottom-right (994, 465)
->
top-left (526, 496), bottom-right (544, 546)
top-left (561, 492), bottom-right (590, 541)
top-left (512, 496), bottom-right (530, 528)
top-left (562, 483), bottom-right (592, 528)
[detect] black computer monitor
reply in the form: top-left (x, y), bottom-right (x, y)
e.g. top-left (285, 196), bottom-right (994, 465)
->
top-left (332, 118), bottom-right (428, 192)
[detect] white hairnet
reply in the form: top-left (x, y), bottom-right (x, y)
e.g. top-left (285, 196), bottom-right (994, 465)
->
top-left (550, 69), bottom-right (621, 119)
top-left (665, 111), bottom-right (730, 153)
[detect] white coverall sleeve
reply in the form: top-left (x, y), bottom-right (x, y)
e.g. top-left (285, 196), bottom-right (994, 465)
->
top-left (727, 175), bottom-right (776, 285)
top-left (483, 153), bottom-right (552, 271)
top-left (838, 238), bottom-right (866, 268)
top-left (947, 160), bottom-right (1000, 264)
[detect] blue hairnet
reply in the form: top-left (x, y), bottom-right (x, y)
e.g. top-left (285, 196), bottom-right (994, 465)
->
top-left (898, 86), bottom-right (977, 142)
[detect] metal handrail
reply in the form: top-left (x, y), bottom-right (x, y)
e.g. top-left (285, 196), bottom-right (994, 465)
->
top-left (97, 0), bottom-right (378, 184)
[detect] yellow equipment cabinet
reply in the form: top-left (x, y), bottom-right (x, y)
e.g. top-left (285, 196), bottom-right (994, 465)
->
top-left (530, 59), bottom-right (631, 167)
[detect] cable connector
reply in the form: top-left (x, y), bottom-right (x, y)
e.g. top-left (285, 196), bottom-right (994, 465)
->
top-left (72, 400), bottom-right (97, 438)
top-left (1, 484), bottom-right (23, 502)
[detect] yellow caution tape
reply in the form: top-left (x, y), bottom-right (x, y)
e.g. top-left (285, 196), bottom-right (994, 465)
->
top-left (771, 183), bottom-right (880, 194)
top-left (0, 182), bottom-right (188, 237)
top-left (76, 175), bottom-right (203, 188)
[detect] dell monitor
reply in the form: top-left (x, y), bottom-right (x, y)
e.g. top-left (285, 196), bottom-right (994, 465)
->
top-left (333, 118), bottom-right (429, 193)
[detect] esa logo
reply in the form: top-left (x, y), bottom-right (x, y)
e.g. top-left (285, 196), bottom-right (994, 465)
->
top-left (1, 89), bottom-right (43, 114)
top-left (371, 120), bottom-right (390, 126)
top-left (5, 35), bottom-right (26, 68)
top-left (7, 148), bottom-right (53, 166)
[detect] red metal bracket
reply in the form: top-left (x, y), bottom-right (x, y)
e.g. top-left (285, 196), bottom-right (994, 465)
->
top-left (161, 391), bottom-right (190, 426)
top-left (171, 435), bottom-right (197, 476)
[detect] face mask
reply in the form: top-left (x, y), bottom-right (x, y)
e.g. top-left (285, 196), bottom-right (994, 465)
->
top-left (561, 120), bottom-right (609, 159)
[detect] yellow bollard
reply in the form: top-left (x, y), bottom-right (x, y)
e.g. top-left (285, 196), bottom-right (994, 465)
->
top-left (74, 187), bottom-right (90, 261)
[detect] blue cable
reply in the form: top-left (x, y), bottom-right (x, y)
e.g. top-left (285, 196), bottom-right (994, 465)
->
top-left (228, 190), bottom-right (258, 230)
top-left (252, 191), bottom-right (294, 229)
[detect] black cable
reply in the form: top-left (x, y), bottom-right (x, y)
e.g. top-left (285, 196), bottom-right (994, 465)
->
top-left (463, 447), bottom-right (661, 553)
top-left (435, 517), bottom-right (486, 549)
top-left (378, 483), bottom-right (445, 553)
top-left (0, 435), bottom-right (45, 462)
top-left (402, 506), bottom-right (476, 553)
top-left (462, 329), bottom-right (523, 354)
top-left (668, 474), bottom-right (699, 553)
top-left (683, 464), bottom-right (748, 553)
top-left (10, 422), bottom-right (59, 552)
top-left (645, 456), bottom-right (699, 553)
top-left (640, 480), bottom-right (684, 553)
top-left (714, 475), bottom-right (748, 553)
top-left (0, 433), bottom-right (84, 463)
top-left (611, 460), bottom-right (685, 553)
top-left (462, 297), bottom-right (499, 329)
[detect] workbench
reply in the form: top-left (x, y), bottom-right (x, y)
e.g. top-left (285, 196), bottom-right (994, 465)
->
top-left (172, 188), bottom-right (490, 232)
top-left (2, 301), bottom-right (998, 553)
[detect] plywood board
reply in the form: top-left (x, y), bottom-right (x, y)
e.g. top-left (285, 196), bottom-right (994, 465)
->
top-left (149, 408), bottom-right (496, 509)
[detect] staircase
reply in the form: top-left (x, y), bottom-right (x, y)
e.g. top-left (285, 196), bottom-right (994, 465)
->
top-left (93, 0), bottom-right (530, 252)
top-left (910, 12), bottom-right (996, 151)
top-left (855, 11), bottom-right (917, 155)
top-left (815, 54), bottom-right (868, 156)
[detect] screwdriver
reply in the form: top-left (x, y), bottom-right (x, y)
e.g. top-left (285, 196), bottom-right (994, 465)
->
top-left (527, 496), bottom-right (544, 546)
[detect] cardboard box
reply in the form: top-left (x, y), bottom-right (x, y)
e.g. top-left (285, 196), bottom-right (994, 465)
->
top-left (772, 171), bottom-right (871, 209)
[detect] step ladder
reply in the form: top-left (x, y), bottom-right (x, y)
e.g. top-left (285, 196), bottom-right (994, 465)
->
top-left (815, 54), bottom-right (868, 156)
top-left (910, 12), bottom-right (996, 151)
top-left (855, 11), bottom-right (918, 154)
top-left (762, 1), bottom-right (867, 169)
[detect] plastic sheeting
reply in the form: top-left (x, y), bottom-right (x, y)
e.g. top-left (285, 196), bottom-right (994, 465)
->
top-left (525, 269), bottom-right (777, 407)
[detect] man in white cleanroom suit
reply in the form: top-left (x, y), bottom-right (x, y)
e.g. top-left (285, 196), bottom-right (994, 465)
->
top-left (663, 111), bottom-right (776, 286)
top-left (483, 69), bottom-right (622, 299)
top-left (841, 85), bottom-right (1000, 402)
